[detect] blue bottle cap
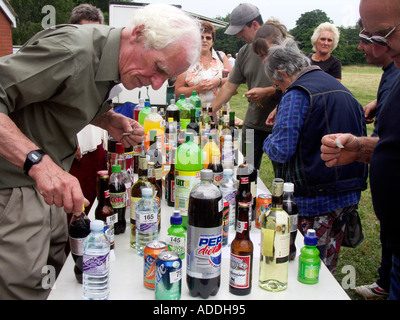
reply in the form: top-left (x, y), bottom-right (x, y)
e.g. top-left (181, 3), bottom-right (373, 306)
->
top-left (170, 211), bottom-right (182, 225)
top-left (304, 229), bottom-right (318, 246)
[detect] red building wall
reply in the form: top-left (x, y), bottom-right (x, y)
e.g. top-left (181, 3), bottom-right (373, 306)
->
top-left (0, 8), bottom-right (13, 57)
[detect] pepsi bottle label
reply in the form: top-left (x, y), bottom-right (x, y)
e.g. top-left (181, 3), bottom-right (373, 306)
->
top-left (186, 226), bottom-right (222, 279)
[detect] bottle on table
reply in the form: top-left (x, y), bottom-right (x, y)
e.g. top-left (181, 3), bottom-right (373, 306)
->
top-left (297, 229), bottom-right (321, 284)
top-left (229, 111), bottom-right (239, 166)
top-left (115, 142), bottom-right (132, 216)
top-left (237, 154), bottom-right (257, 221)
top-left (109, 164), bottom-right (126, 235)
top-left (166, 210), bottom-right (186, 259)
top-left (165, 99), bottom-right (180, 126)
top-left (229, 202), bottom-right (253, 295)
top-left (186, 108), bottom-right (200, 145)
top-left (138, 100), bottom-right (151, 126)
top-left (175, 132), bottom-right (202, 229)
top-left (187, 169), bottom-right (223, 299)
top-left (190, 90), bottom-right (202, 121)
top-left (165, 147), bottom-right (177, 207)
top-left (165, 117), bottom-right (177, 165)
top-left (133, 98), bottom-right (145, 122)
top-left (207, 148), bottom-right (223, 186)
top-left (135, 187), bottom-right (159, 256)
top-left (144, 106), bottom-right (164, 152)
top-left (69, 204), bottom-right (91, 284)
top-left (148, 161), bottom-right (161, 232)
top-left (259, 178), bottom-right (290, 292)
top-left (221, 134), bottom-right (234, 170)
top-left (202, 133), bottom-right (220, 169)
top-left (83, 220), bottom-right (110, 300)
top-left (219, 114), bottom-right (230, 153)
top-left (283, 182), bottom-right (298, 261)
top-left (219, 168), bottom-right (237, 230)
top-left (235, 163), bottom-right (253, 229)
top-left (95, 171), bottom-right (116, 250)
top-left (130, 155), bottom-right (154, 249)
top-left (146, 129), bottom-right (163, 193)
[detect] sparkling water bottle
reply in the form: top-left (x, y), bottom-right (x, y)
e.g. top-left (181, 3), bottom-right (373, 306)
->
top-left (135, 187), bottom-right (159, 256)
top-left (83, 220), bottom-right (110, 300)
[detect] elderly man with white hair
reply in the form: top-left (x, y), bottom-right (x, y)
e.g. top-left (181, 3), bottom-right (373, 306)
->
top-left (0, 4), bottom-right (201, 299)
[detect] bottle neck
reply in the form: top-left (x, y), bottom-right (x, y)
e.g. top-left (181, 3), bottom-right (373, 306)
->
top-left (236, 205), bottom-right (250, 239)
top-left (271, 195), bottom-right (283, 209)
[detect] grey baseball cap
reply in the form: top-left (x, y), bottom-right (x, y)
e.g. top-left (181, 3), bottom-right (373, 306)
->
top-left (225, 3), bottom-right (260, 35)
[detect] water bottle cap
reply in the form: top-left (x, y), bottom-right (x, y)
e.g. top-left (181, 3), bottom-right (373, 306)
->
top-left (141, 188), bottom-right (152, 197)
top-left (112, 164), bottom-right (121, 173)
top-left (283, 182), bottom-right (294, 193)
top-left (223, 168), bottom-right (233, 176)
top-left (91, 220), bottom-right (104, 231)
top-left (170, 211), bottom-right (182, 225)
top-left (304, 229), bottom-right (318, 246)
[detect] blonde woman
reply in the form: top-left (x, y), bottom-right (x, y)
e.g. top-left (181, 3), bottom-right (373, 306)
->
top-left (308, 22), bottom-right (342, 81)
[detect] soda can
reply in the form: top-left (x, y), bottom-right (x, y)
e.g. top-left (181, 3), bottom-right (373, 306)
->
top-left (222, 69), bottom-right (230, 78)
top-left (155, 251), bottom-right (182, 300)
top-left (255, 194), bottom-right (272, 229)
top-left (143, 240), bottom-right (168, 290)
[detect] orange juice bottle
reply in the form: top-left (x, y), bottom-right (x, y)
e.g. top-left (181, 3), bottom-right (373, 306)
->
top-left (144, 107), bottom-right (164, 152)
top-left (202, 133), bottom-right (220, 169)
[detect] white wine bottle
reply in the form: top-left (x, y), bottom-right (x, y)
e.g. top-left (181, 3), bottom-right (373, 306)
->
top-left (259, 178), bottom-right (290, 291)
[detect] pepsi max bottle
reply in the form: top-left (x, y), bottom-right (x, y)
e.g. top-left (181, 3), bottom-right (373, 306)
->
top-left (187, 169), bottom-right (223, 298)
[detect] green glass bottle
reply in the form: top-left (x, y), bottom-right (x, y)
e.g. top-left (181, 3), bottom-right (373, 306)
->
top-left (297, 229), bottom-right (321, 284)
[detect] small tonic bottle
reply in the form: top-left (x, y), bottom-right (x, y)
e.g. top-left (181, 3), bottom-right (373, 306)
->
top-left (259, 178), bottom-right (290, 292)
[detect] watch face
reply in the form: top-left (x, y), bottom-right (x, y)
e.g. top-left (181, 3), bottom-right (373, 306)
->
top-left (29, 152), bottom-right (42, 162)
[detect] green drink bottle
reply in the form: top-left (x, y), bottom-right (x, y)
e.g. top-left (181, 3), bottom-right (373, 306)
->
top-left (297, 229), bottom-right (321, 284)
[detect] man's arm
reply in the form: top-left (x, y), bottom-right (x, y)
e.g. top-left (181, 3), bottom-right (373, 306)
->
top-left (0, 113), bottom-right (87, 213)
top-left (210, 80), bottom-right (240, 114)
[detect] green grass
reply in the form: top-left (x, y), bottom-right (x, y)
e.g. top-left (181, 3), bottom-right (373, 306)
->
top-left (230, 65), bottom-right (384, 300)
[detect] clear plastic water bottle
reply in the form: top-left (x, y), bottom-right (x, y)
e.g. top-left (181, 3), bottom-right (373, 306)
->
top-left (82, 220), bottom-right (110, 300)
top-left (219, 168), bottom-right (237, 228)
top-left (135, 187), bottom-right (159, 256)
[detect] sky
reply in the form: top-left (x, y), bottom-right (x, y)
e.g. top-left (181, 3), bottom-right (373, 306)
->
top-left (141, 0), bottom-right (361, 30)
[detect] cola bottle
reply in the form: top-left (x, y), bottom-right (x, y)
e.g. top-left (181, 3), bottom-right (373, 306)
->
top-left (109, 165), bottom-right (127, 235)
top-left (69, 205), bottom-right (90, 283)
top-left (187, 169), bottom-right (223, 299)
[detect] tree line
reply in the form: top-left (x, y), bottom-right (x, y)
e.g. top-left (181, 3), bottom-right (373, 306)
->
top-left (10, 1), bottom-right (365, 65)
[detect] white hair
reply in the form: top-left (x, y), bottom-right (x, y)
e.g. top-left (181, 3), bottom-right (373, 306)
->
top-left (311, 22), bottom-right (340, 52)
top-left (128, 4), bottom-right (202, 67)
top-left (265, 38), bottom-right (310, 81)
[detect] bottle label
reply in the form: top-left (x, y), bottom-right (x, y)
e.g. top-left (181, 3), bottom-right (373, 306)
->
top-left (229, 253), bottom-right (251, 289)
top-left (298, 261), bottom-right (320, 281)
top-left (187, 225), bottom-right (222, 279)
top-left (166, 235), bottom-right (185, 257)
top-left (236, 220), bottom-right (248, 233)
top-left (82, 253), bottom-right (109, 275)
top-left (136, 211), bottom-right (158, 232)
top-left (110, 192), bottom-right (126, 208)
top-left (175, 170), bottom-right (201, 216)
top-left (290, 214), bottom-right (298, 233)
top-left (69, 236), bottom-right (85, 256)
top-left (240, 177), bottom-right (249, 184)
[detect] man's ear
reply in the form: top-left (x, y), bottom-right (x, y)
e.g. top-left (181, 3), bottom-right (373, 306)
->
top-left (130, 24), bottom-right (145, 43)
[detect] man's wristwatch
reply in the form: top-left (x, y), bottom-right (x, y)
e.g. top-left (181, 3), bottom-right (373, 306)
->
top-left (24, 149), bottom-right (46, 175)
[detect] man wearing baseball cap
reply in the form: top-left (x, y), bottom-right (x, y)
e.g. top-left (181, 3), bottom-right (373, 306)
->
top-left (211, 3), bottom-right (278, 170)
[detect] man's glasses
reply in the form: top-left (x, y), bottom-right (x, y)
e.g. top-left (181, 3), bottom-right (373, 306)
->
top-left (359, 23), bottom-right (400, 46)
top-left (201, 35), bottom-right (213, 41)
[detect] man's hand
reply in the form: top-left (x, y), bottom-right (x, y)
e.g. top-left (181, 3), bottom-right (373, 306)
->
top-left (29, 155), bottom-right (89, 213)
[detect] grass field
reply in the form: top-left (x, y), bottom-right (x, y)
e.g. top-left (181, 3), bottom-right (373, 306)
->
top-left (230, 65), bottom-right (384, 300)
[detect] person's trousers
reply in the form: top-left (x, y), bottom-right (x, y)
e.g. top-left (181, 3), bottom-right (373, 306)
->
top-left (0, 187), bottom-right (67, 299)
